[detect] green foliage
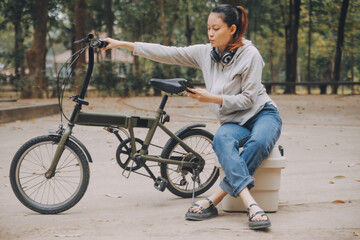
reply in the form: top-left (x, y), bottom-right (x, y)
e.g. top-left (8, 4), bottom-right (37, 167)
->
top-left (0, 0), bottom-right (359, 97)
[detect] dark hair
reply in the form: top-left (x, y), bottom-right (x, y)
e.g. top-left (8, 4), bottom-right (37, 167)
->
top-left (211, 4), bottom-right (248, 51)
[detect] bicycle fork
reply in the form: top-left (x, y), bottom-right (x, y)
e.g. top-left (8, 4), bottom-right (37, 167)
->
top-left (45, 125), bottom-right (73, 179)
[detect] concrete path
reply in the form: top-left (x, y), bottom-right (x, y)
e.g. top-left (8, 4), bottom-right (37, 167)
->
top-left (0, 95), bottom-right (359, 240)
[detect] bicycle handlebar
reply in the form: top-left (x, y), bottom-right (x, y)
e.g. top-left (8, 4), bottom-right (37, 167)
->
top-left (74, 33), bottom-right (93, 45)
top-left (73, 33), bottom-right (108, 49)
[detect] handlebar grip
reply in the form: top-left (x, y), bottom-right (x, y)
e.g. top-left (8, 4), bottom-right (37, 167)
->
top-left (91, 39), bottom-right (109, 49)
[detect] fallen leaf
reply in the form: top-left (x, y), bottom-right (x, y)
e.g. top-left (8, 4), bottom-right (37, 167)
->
top-left (3, 173), bottom-right (8, 178)
top-left (105, 194), bottom-right (122, 198)
top-left (354, 232), bottom-right (360, 236)
top-left (355, 180), bottom-right (360, 182)
top-left (16, 213), bottom-right (28, 216)
top-left (193, 105), bottom-right (199, 108)
top-left (334, 176), bottom-right (346, 179)
top-left (332, 200), bottom-right (345, 204)
top-left (55, 234), bottom-right (81, 238)
top-left (91, 218), bottom-right (109, 222)
top-left (329, 180), bottom-right (335, 184)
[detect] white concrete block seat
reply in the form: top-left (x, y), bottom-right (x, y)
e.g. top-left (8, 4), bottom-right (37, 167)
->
top-left (217, 145), bottom-right (286, 212)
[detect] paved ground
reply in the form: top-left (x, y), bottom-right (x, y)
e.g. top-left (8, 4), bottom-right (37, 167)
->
top-left (0, 95), bottom-right (360, 240)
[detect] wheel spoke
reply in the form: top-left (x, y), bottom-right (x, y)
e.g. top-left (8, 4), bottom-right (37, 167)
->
top-left (161, 131), bottom-right (219, 197)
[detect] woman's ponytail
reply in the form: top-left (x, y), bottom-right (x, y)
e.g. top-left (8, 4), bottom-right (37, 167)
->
top-left (235, 6), bottom-right (248, 40)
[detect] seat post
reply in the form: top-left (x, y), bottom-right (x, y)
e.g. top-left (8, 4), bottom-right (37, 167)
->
top-left (159, 95), bottom-right (168, 110)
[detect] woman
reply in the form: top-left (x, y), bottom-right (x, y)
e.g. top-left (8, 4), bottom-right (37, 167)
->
top-left (103, 4), bottom-right (282, 230)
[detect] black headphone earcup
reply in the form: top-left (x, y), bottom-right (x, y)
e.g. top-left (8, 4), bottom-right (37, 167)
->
top-left (211, 48), bottom-right (221, 63)
top-left (221, 51), bottom-right (235, 64)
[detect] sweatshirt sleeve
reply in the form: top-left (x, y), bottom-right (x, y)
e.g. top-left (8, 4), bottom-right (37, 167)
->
top-left (219, 48), bottom-right (265, 115)
top-left (133, 42), bottom-right (205, 69)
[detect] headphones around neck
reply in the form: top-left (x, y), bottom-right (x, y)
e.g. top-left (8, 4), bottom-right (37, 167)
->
top-left (210, 47), bottom-right (235, 64)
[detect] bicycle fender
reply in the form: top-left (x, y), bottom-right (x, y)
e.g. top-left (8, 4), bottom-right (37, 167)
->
top-left (48, 133), bottom-right (93, 163)
top-left (162, 124), bottom-right (206, 155)
top-left (174, 123), bottom-right (206, 136)
top-left (68, 135), bottom-right (93, 163)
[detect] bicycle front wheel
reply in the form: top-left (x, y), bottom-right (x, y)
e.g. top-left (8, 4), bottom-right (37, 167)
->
top-left (160, 129), bottom-right (219, 198)
top-left (10, 135), bottom-right (90, 214)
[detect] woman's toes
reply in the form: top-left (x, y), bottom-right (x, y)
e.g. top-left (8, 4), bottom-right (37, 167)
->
top-left (189, 199), bottom-right (210, 213)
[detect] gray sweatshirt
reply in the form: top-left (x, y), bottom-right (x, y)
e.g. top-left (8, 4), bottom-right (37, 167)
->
top-left (133, 39), bottom-right (275, 125)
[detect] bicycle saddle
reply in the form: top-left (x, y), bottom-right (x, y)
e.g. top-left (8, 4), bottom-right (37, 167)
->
top-left (149, 78), bottom-right (193, 94)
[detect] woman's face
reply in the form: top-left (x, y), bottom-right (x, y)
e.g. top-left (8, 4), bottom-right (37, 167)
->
top-left (207, 13), bottom-right (236, 53)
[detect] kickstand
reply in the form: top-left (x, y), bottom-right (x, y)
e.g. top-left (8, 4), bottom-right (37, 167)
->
top-left (191, 169), bottom-right (200, 205)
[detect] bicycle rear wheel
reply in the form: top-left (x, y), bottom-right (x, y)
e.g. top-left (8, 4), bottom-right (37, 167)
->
top-left (10, 135), bottom-right (90, 214)
top-left (160, 129), bottom-right (219, 198)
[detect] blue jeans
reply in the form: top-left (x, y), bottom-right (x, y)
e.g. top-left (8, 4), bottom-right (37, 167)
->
top-left (213, 103), bottom-right (282, 197)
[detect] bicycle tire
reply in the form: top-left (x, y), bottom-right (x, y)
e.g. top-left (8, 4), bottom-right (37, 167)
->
top-left (10, 135), bottom-right (90, 214)
top-left (160, 129), bottom-right (219, 198)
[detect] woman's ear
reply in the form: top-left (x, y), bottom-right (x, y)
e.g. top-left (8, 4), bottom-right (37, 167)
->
top-left (230, 24), bottom-right (237, 36)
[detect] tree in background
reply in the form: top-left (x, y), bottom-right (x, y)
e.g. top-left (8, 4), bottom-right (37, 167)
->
top-left (73, 0), bottom-right (88, 93)
top-left (333, 0), bottom-right (349, 94)
top-left (25, 0), bottom-right (49, 98)
top-left (284, 0), bottom-right (300, 94)
top-left (306, 0), bottom-right (312, 94)
top-left (104, 0), bottom-right (114, 60)
top-left (0, 0), bottom-right (31, 91)
top-left (0, 0), bottom-right (359, 97)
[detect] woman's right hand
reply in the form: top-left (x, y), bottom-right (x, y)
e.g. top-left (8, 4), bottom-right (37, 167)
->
top-left (102, 38), bottom-right (135, 51)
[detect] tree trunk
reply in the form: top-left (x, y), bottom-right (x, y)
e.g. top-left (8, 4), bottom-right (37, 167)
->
top-left (104, 0), bottom-right (114, 60)
top-left (185, 14), bottom-right (194, 46)
top-left (14, 18), bottom-right (25, 82)
top-left (268, 23), bottom-right (275, 94)
top-left (350, 36), bottom-right (354, 94)
top-left (284, 0), bottom-right (300, 94)
top-left (333, 0), bottom-right (349, 94)
top-left (159, 0), bottom-right (170, 79)
top-left (75, 0), bottom-right (88, 93)
top-left (307, 0), bottom-right (312, 94)
top-left (25, 0), bottom-right (48, 98)
top-left (246, 1), bottom-right (252, 40)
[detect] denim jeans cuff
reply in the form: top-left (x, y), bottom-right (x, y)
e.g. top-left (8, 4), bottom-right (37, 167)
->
top-left (220, 176), bottom-right (254, 198)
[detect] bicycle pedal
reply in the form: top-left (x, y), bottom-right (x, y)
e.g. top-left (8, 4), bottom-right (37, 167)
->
top-left (154, 176), bottom-right (168, 192)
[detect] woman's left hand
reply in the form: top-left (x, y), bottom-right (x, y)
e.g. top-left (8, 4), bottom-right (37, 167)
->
top-left (187, 88), bottom-right (223, 105)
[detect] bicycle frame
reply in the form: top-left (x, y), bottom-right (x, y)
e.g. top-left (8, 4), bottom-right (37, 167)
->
top-left (45, 41), bottom-right (205, 179)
